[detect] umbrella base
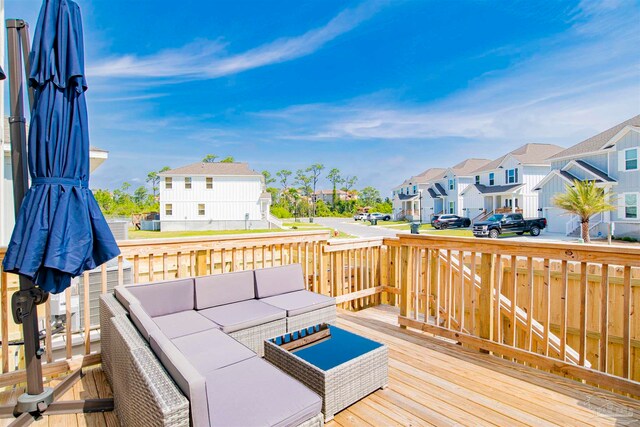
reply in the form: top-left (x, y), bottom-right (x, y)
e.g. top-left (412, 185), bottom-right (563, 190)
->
top-left (15, 388), bottom-right (53, 414)
top-left (0, 368), bottom-right (114, 426)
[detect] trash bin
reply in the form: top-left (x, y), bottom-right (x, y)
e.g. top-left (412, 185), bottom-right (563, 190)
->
top-left (410, 222), bottom-right (420, 234)
top-left (370, 219), bottom-right (378, 225)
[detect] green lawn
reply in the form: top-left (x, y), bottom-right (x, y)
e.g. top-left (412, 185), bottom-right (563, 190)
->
top-left (421, 228), bottom-right (473, 237)
top-left (377, 222), bottom-right (435, 231)
top-left (129, 226), bottom-right (355, 239)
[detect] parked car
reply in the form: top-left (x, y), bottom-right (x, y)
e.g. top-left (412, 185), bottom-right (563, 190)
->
top-left (353, 213), bottom-right (368, 221)
top-left (366, 212), bottom-right (391, 221)
top-left (430, 215), bottom-right (441, 228)
top-left (473, 213), bottom-right (547, 238)
top-left (432, 214), bottom-right (471, 229)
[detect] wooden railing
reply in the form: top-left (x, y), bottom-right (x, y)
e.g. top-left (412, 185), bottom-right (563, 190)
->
top-left (1, 231), bottom-right (638, 397)
top-left (495, 207), bottom-right (523, 214)
top-left (391, 234), bottom-right (640, 396)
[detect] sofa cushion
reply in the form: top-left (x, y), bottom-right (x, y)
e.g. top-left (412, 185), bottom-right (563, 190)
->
top-left (254, 264), bottom-right (305, 298)
top-left (261, 290), bottom-right (336, 317)
top-left (153, 311), bottom-right (219, 339)
top-left (198, 300), bottom-right (285, 334)
top-left (172, 329), bottom-right (255, 374)
top-left (194, 270), bottom-right (255, 310)
top-left (128, 303), bottom-right (159, 340)
top-left (205, 357), bottom-right (321, 427)
top-left (114, 286), bottom-right (139, 311)
top-left (149, 331), bottom-right (210, 427)
top-left (115, 279), bottom-right (195, 317)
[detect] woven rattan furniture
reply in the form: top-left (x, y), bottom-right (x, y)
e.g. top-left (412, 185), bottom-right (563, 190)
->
top-left (99, 293), bottom-right (128, 385)
top-left (228, 318), bottom-right (286, 356)
top-left (285, 305), bottom-right (337, 332)
top-left (264, 325), bottom-right (388, 422)
top-left (110, 315), bottom-right (190, 426)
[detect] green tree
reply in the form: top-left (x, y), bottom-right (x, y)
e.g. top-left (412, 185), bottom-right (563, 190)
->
top-left (360, 186), bottom-right (381, 206)
top-left (295, 169), bottom-right (313, 217)
top-left (553, 180), bottom-right (615, 243)
top-left (146, 166), bottom-right (170, 198)
top-left (326, 168), bottom-right (343, 207)
top-left (276, 169), bottom-right (292, 189)
top-left (306, 163), bottom-right (324, 217)
top-left (262, 170), bottom-right (275, 186)
top-left (202, 154), bottom-right (218, 163)
top-left (94, 189), bottom-right (115, 215)
top-left (220, 156), bottom-right (235, 163)
top-left (133, 186), bottom-right (149, 205)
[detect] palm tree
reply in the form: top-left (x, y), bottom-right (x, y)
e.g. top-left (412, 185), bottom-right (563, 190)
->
top-left (553, 180), bottom-right (615, 243)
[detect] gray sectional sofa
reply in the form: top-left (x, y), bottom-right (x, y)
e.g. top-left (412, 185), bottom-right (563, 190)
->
top-left (101, 263), bottom-right (336, 426)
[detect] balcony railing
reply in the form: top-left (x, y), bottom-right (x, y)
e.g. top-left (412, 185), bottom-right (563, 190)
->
top-left (495, 207), bottom-right (523, 214)
top-left (0, 231), bottom-right (638, 397)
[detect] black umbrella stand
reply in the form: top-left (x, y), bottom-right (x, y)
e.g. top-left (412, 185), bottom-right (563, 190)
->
top-left (0, 19), bottom-right (113, 427)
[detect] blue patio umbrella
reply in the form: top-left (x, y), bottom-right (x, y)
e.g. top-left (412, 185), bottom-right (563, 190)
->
top-left (2, 0), bottom-right (120, 294)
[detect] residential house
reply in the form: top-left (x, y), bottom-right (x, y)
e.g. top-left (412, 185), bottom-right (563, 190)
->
top-left (1, 118), bottom-right (109, 245)
top-left (159, 162), bottom-right (275, 231)
top-left (461, 143), bottom-right (564, 221)
top-left (428, 159), bottom-right (492, 217)
top-left (391, 168), bottom-right (445, 221)
top-left (536, 115), bottom-right (640, 238)
top-left (313, 189), bottom-right (357, 205)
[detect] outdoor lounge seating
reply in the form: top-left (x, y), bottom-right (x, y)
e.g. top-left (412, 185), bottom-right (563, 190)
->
top-left (103, 263), bottom-right (336, 426)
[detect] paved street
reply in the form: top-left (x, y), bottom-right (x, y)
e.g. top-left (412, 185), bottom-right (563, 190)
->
top-left (313, 217), bottom-right (404, 238)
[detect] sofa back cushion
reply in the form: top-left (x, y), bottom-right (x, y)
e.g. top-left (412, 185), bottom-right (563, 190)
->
top-left (150, 331), bottom-right (210, 427)
top-left (128, 303), bottom-right (159, 341)
top-left (121, 279), bottom-right (195, 317)
top-left (254, 264), bottom-right (305, 298)
top-left (195, 270), bottom-right (256, 310)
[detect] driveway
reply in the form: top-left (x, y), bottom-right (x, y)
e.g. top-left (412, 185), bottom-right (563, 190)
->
top-left (313, 217), bottom-right (403, 238)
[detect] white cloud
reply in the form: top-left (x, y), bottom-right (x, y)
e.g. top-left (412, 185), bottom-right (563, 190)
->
top-left (87, 2), bottom-right (383, 81)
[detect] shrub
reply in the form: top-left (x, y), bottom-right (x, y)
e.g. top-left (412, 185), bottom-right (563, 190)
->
top-left (270, 206), bottom-right (292, 218)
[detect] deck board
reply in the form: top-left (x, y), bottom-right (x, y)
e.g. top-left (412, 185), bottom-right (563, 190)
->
top-left (0, 305), bottom-right (637, 426)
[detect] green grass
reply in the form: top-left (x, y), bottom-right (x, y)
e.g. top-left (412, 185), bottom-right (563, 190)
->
top-left (421, 228), bottom-right (473, 237)
top-left (377, 223), bottom-right (435, 231)
top-left (129, 226), bottom-right (355, 239)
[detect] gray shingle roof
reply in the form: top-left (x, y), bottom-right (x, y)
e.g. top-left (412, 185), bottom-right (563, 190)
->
top-left (469, 183), bottom-right (524, 194)
top-left (448, 158), bottom-right (492, 176)
top-left (414, 167), bottom-right (446, 182)
top-left (547, 115), bottom-right (640, 160)
top-left (161, 162), bottom-right (262, 177)
top-left (397, 193), bottom-right (419, 201)
top-left (473, 143), bottom-right (564, 173)
top-left (573, 160), bottom-right (615, 182)
top-left (434, 183), bottom-right (448, 196)
top-left (427, 188), bottom-right (438, 198)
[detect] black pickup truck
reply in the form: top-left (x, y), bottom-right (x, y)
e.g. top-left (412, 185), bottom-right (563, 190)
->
top-left (472, 213), bottom-right (547, 239)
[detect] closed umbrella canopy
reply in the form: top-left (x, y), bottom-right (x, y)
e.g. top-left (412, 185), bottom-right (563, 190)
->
top-left (2, 0), bottom-right (120, 294)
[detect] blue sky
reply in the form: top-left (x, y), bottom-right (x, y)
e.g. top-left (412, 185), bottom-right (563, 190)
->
top-left (6, 0), bottom-right (640, 194)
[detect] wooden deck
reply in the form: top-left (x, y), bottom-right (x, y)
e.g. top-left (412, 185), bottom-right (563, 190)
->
top-left (1, 305), bottom-right (638, 426)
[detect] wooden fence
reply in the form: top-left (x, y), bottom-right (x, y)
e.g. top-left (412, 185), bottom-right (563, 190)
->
top-left (1, 231), bottom-right (638, 396)
top-left (391, 234), bottom-right (639, 396)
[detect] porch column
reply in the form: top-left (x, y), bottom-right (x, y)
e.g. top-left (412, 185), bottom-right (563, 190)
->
top-left (511, 196), bottom-right (516, 212)
top-left (492, 195), bottom-right (497, 212)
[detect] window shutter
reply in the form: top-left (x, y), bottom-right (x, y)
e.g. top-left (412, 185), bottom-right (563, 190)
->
top-left (515, 168), bottom-right (519, 183)
top-left (618, 193), bottom-right (626, 219)
top-left (505, 170), bottom-right (508, 183)
top-left (618, 151), bottom-right (625, 172)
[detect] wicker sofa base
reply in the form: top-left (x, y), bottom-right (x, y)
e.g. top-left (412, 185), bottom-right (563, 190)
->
top-left (286, 306), bottom-right (337, 332)
top-left (99, 293), bottom-right (128, 385)
top-left (110, 315), bottom-right (190, 427)
top-left (229, 318), bottom-right (287, 356)
top-left (265, 340), bottom-right (388, 422)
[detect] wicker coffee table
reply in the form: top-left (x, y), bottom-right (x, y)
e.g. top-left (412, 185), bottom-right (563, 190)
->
top-left (264, 325), bottom-right (388, 421)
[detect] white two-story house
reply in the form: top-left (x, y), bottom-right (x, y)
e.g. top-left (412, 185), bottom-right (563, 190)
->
top-left (392, 168), bottom-right (445, 221)
top-left (461, 143), bottom-right (564, 221)
top-left (428, 159), bottom-right (491, 217)
top-left (159, 162), bottom-right (273, 231)
top-left (536, 115), bottom-right (640, 238)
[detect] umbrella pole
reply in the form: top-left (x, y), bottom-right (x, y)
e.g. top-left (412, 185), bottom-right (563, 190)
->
top-left (5, 18), bottom-right (53, 413)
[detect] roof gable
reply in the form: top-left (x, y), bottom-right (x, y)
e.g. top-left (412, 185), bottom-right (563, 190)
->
top-left (547, 115), bottom-right (640, 161)
top-left (473, 143), bottom-right (564, 173)
top-left (161, 162), bottom-right (262, 177)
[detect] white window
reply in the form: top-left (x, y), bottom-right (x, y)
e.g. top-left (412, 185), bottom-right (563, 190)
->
top-left (489, 173), bottom-right (495, 186)
top-left (206, 177), bottom-right (213, 189)
top-left (448, 201), bottom-right (455, 214)
top-left (198, 203), bottom-right (205, 216)
top-left (165, 177), bottom-right (172, 189)
top-left (165, 204), bottom-right (173, 216)
top-left (506, 169), bottom-right (517, 184)
top-left (475, 175), bottom-right (480, 185)
top-left (448, 179), bottom-right (454, 190)
top-left (625, 148), bottom-right (638, 171)
top-left (413, 185), bottom-right (417, 194)
top-left (624, 193), bottom-right (637, 219)
top-left (185, 177), bottom-right (192, 189)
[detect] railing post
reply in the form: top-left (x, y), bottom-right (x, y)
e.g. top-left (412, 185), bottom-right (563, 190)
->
top-left (400, 245), bottom-right (414, 327)
top-left (479, 253), bottom-right (495, 345)
top-left (195, 250), bottom-right (208, 276)
top-left (380, 246), bottom-right (389, 305)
